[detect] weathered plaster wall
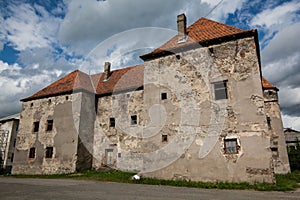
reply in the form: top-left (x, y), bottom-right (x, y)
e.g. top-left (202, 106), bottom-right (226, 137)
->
top-left (93, 90), bottom-right (144, 171)
top-left (12, 92), bottom-right (93, 174)
top-left (140, 37), bottom-right (275, 183)
top-left (264, 89), bottom-right (290, 174)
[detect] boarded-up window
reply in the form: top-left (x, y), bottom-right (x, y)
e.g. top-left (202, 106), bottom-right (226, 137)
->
top-left (105, 149), bottom-right (114, 166)
top-left (224, 138), bottom-right (238, 154)
top-left (214, 81), bottom-right (228, 100)
top-left (29, 147), bottom-right (35, 158)
top-left (45, 147), bottom-right (53, 158)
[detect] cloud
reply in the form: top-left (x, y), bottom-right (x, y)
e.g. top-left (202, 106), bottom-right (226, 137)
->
top-left (251, 0), bottom-right (300, 45)
top-left (0, 59), bottom-right (73, 117)
top-left (1, 2), bottom-right (62, 51)
top-left (282, 114), bottom-right (300, 131)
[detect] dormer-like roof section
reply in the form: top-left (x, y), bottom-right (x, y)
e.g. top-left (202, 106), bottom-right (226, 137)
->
top-left (262, 77), bottom-right (279, 91)
top-left (140, 17), bottom-right (255, 61)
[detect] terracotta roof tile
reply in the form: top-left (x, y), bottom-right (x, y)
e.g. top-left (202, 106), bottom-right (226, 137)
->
top-left (141, 17), bottom-right (253, 60)
top-left (22, 65), bottom-right (144, 101)
top-left (94, 64), bottom-right (144, 96)
top-left (262, 77), bottom-right (278, 90)
top-left (21, 70), bottom-right (94, 101)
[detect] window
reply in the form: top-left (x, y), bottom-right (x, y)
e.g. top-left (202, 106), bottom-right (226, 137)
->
top-left (46, 120), bottom-right (53, 131)
top-left (29, 147), bottom-right (36, 158)
top-left (48, 99), bottom-right (51, 105)
top-left (162, 134), bottom-right (168, 142)
top-left (161, 93), bottom-right (167, 100)
top-left (266, 116), bottom-right (271, 128)
top-left (224, 138), bottom-right (239, 154)
top-left (33, 121), bottom-right (39, 132)
top-left (45, 147), bottom-right (53, 158)
top-left (66, 96), bottom-right (69, 100)
top-left (131, 115), bottom-right (137, 125)
top-left (10, 153), bottom-right (14, 163)
top-left (110, 118), bottom-right (115, 127)
top-left (30, 102), bottom-right (34, 107)
top-left (213, 81), bottom-right (228, 100)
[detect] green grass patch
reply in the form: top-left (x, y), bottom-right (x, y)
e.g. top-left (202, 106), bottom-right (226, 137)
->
top-left (4, 169), bottom-right (300, 191)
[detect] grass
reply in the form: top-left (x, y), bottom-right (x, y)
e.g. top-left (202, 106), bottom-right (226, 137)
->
top-left (4, 169), bottom-right (300, 191)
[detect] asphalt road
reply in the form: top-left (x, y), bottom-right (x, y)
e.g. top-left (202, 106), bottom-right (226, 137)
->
top-left (0, 177), bottom-right (299, 200)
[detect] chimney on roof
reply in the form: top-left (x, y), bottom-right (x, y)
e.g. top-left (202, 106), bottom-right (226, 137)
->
top-left (104, 62), bottom-right (111, 80)
top-left (177, 13), bottom-right (187, 43)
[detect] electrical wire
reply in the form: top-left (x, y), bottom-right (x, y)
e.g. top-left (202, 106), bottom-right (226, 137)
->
top-left (204, 0), bottom-right (224, 18)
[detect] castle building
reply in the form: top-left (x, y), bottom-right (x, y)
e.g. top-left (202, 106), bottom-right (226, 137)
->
top-left (12, 14), bottom-right (290, 183)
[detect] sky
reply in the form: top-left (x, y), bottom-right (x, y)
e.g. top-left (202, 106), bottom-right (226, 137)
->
top-left (0, 0), bottom-right (300, 130)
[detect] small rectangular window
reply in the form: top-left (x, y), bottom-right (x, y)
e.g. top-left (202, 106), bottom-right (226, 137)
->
top-left (29, 147), bottom-right (36, 158)
top-left (110, 118), bottom-right (115, 127)
top-left (161, 93), bottom-right (167, 100)
top-left (45, 147), bottom-right (53, 158)
top-left (214, 81), bottom-right (228, 100)
top-left (46, 120), bottom-right (53, 131)
top-left (33, 121), bottom-right (39, 132)
top-left (131, 115), bottom-right (137, 125)
top-left (162, 134), bottom-right (168, 142)
top-left (224, 138), bottom-right (239, 154)
top-left (11, 153), bottom-right (14, 163)
top-left (266, 116), bottom-right (271, 128)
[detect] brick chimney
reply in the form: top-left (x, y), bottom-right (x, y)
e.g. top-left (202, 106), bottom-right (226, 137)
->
top-left (177, 13), bottom-right (187, 43)
top-left (104, 62), bottom-right (111, 80)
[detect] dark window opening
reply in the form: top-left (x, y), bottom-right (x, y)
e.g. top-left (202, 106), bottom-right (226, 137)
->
top-left (266, 116), bottom-right (271, 128)
top-left (30, 103), bottom-right (34, 107)
top-left (131, 115), bottom-right (137, 125)
top-left (13, 139), bottom-right (16, 147)
top-left (118, 153), bottom-right (121, 158)
top-left (48, 99), bottom-right (51, 104)
top-left (29, 147), bottom-right (36, 158)
top-left (10, 153), bottom-right (14, 163)
top-left (268, 91), bottom-right (273, 96)
top-left (66, 96), bottom-right (69, 100)
top-left (176, 55), bottom-right (181, 60)
top-left (46, 120), bottom-right (53, 131)
top-left (161, 93), bottom-right (167, 100)
top-left (45, 147), bottom-right (53, 158)
top-left (209, 47), bottom-right (214, 54)
top-left (224, 138), bottom-right (239, 154)
top-left (33, 121), bottom-right (39, 132)
top-left (214, 81), bottom-right (228, 100)
top-left (162, 134), bottom-right (168, 142)
top-left (127, 94), bottom-right (130, 98)
top-left (110, 118), bottom-right (115, 127)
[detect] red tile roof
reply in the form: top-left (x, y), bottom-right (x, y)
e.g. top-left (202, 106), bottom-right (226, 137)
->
top-left (21, 70), bottom-right (94, 101)
top-left (92, 64), bottom-right (144, 96)
top-left (21, 65), bottom-right (144, 101)
top-left (141, 17), bottom-right (254, 60)
top-left (262, 77), bottom-right (278, 90)
top-left (22, 17), bottom-right (272, 102)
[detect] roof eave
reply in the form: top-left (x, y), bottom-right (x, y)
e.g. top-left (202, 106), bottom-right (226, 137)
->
top-left (140, 30), bottom-right (256, 61)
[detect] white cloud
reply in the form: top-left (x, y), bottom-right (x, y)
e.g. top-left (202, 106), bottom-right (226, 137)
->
top-left (2, 3), bottom-right (62, 51)
top-left (251, 1), bottom-right (300, 28)
top-left (251, 1), bottom-right (300, 44)
top-left (282, 114), bottom-right (300, 131)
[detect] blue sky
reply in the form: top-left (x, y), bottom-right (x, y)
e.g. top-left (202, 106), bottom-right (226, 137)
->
top-left (0, 0), bottom-right (300, 130)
